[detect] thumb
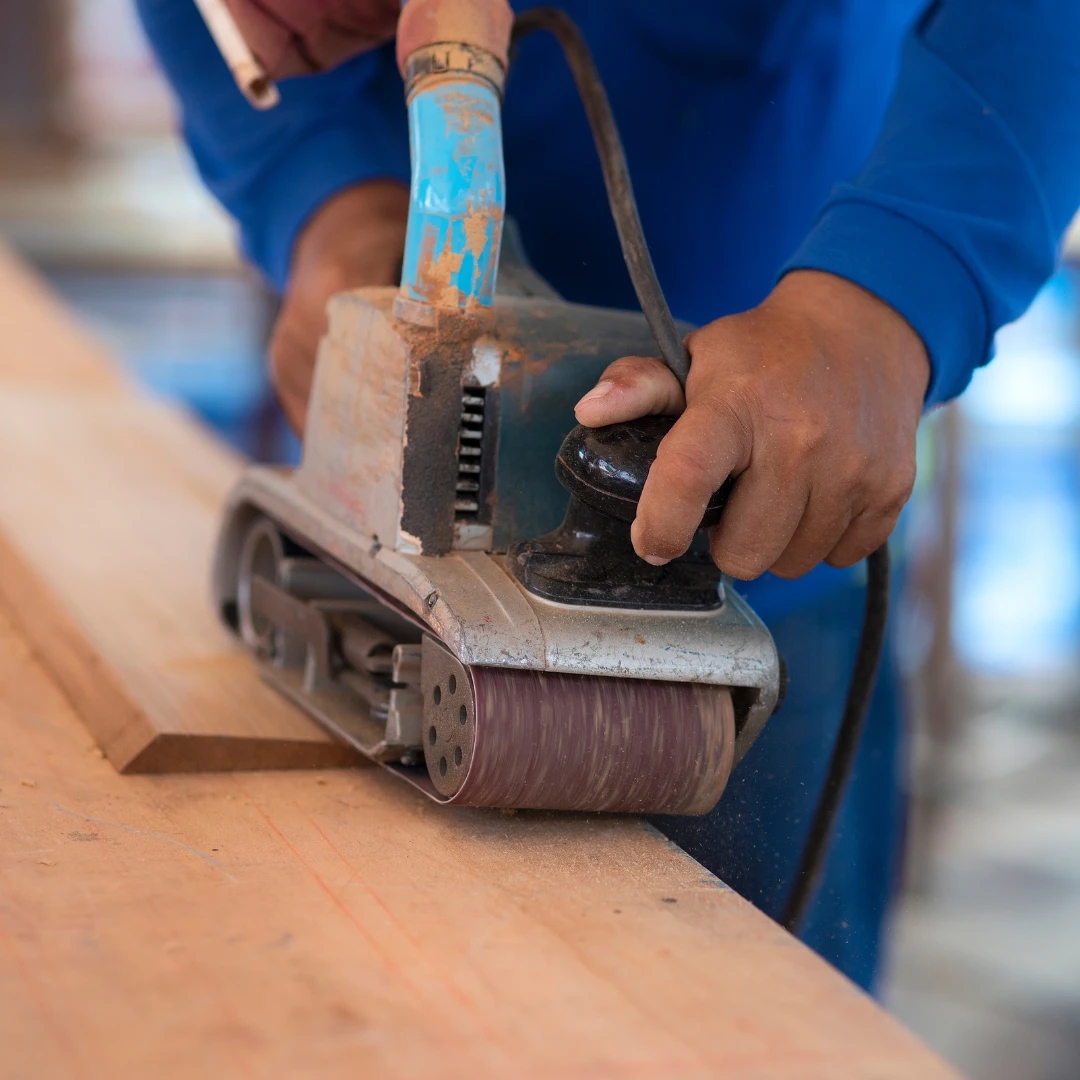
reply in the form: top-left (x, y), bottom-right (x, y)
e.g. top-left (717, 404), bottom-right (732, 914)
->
top-left (575, 355), bottom-right (684, 428)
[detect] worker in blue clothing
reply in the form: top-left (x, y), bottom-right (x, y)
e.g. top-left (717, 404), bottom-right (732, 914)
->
top-left (135, 0), bottom-right (1080, 992)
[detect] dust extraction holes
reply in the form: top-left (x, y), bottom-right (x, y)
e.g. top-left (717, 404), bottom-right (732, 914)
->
top-left (454, 746), bottom-right (462, 766)
top-left (449, 674), bottom-right (457, 694)
top-left (459, 704), bottom-right (467, 725)
top-left (428, 725), bottom-right (437, 746)
top-left (439, 757), bottom-right (448, 776)
top-left (433, 685), bottom-right (442, 705)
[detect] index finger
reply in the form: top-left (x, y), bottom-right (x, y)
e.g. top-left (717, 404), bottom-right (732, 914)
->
top-left (630, 398), bottom-right (751, 564)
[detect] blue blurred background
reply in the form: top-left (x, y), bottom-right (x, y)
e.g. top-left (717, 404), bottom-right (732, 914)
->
top-left (1, 4), bottom-right (1077, 1076)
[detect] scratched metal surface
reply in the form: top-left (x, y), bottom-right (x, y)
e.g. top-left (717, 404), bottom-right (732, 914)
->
top-left (293, 286), bottom-right (695, 558)
top-left (216, 469), bottom-right (778, 696)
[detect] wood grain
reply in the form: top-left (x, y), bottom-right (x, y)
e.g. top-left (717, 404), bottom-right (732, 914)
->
top-left (0, 245), bottom-right (961, 1077)
top-left (0, 246), bottom-right (352, 772)
top-left (0, 607), bottom-right (960, 1079)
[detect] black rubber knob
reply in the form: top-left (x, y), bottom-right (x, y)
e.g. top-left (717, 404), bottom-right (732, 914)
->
top-left (555, 416), bottom-right (730, 529)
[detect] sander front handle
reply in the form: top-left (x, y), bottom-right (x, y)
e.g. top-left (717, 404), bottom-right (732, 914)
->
top-left (395, 0), bottom-right (515, 319)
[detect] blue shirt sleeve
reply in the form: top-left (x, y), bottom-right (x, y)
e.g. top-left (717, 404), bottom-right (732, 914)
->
top-left (135, 0), bottom-right (410, 291)
top-left (783, 0), bottom-right (1080, 405)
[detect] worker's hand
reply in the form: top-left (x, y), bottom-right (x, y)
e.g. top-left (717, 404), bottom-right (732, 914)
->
top-left (573, 270), bottom-right (930, 579)
top-left (270, 180), bottom-right (408, 434)
top-left (223, 0), bottom-right (401, 78)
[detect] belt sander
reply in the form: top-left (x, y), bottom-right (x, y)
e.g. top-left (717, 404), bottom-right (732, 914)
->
top-left (211, 2), bottom-right (875, 828)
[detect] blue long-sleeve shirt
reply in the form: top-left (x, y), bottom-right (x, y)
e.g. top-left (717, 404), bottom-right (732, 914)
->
top-left (137, 0), bottom-right (1080, 610)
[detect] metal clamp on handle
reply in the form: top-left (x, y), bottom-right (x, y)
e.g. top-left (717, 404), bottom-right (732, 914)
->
top-left (403, 43), bottom-right (507, 98)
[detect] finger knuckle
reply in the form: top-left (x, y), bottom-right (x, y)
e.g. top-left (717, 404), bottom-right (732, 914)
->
top-left (797, 418), bottom-right (830, 457)
top-left (871, 463), bottom-right (916, 519)
top-left (717, 375), bottom-right (764, 424)
top-left (778, 417), bottom-right (828, 465)
top-left (721, 555), bottom-right (769, 580)
top-left (608, 354), bottom-right (665, 383)
top-left (846, 446), bottom-right (916, 512)
top-left (655, 446), bottom-right (721, 500)
top-left (684, 394), bottom-right (755, 462)
top-left (654, 538), bottom-right (693, 561)
top-left (827, 511), bottom-right (895, 569)
top-left (770, 557), bottom-right (813, 580)
top-left (635, 520), bottom-right (691, 561)
top-left (879, 491), bottom-right (909, 522)
top-left (711, 540), bottom-right (769, 581)
top-left (891, 457), bottom-right (918, 503)
top-left (835, 447), bottom-right (872, 490)
top-left (825, 547), bottom-right (865, 570)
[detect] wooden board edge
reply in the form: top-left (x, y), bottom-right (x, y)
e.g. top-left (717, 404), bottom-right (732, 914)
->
top-left (0, 526), bottom-right (360, 774)
top-left (0, 526), bottom-right (156, 770)
top-left (122, 732), bottom-right (361, 773)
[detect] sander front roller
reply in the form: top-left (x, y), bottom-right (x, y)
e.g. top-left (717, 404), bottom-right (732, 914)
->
top-left (425, 647), bottom-right (735, 814)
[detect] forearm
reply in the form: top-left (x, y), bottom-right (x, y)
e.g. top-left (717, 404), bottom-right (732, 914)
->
top-left (268, 181), bottom-right (408, 434)
top-left (784, 0), bottom-right (1080, 404)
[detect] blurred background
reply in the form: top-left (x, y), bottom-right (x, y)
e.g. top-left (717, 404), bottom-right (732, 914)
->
top-left (1, 5), bottom-right (1077, 1077)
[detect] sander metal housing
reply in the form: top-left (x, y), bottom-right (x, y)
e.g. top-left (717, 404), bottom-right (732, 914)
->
top-left (214, 273), bottom-right (779, 813)
top-left (211, 0), bottom-right (780, 815)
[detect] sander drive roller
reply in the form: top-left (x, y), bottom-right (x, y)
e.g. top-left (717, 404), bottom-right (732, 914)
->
top-left (425, 638), bottom-right (736, 813)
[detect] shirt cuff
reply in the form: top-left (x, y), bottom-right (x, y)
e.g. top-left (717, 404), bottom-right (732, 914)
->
top-left (781, 198), bottom-right (991, 406)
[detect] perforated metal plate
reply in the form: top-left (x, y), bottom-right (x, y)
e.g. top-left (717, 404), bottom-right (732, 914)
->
top-left (420, 636), bottom-right (476, 797)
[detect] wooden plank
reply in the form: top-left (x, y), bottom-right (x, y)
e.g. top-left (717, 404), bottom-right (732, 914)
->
top-left (0, 245), bottom-right (352, 772)
top-left (0, 608), bottom-right (960, 1079)
top-left (0, 244), bottom-right (126, 394)
top-left (0, 244), bottom-right (960, 1076)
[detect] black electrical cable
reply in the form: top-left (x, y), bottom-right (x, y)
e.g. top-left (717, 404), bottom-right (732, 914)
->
top-left (512, 8), bottom-right (892, 935)
top-left (511, 8), bottom-right (691, 387)
top-left (780, 542), bottom-right (891, 931)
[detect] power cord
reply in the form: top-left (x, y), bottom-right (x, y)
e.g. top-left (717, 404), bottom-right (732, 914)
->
top-left (511, 7), bottom-right (893, 935)
top-left (780, 542), bottom-right (890, 931)
top-left (510, 8), bottom-right (691, 386)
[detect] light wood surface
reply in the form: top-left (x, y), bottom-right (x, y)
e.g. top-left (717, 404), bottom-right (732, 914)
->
top-left (0, 244), bottom-right (351, 772)
top-left (0, 246), bottom-right (962, 1077)
top-left (0, 606), bottom-right (961, 1079)
top-left (0, 244), bottom-right (126, 395)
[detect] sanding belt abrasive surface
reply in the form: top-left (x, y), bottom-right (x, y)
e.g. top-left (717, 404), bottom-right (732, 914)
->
top-left (458, 668), bottom-right (736, 814)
